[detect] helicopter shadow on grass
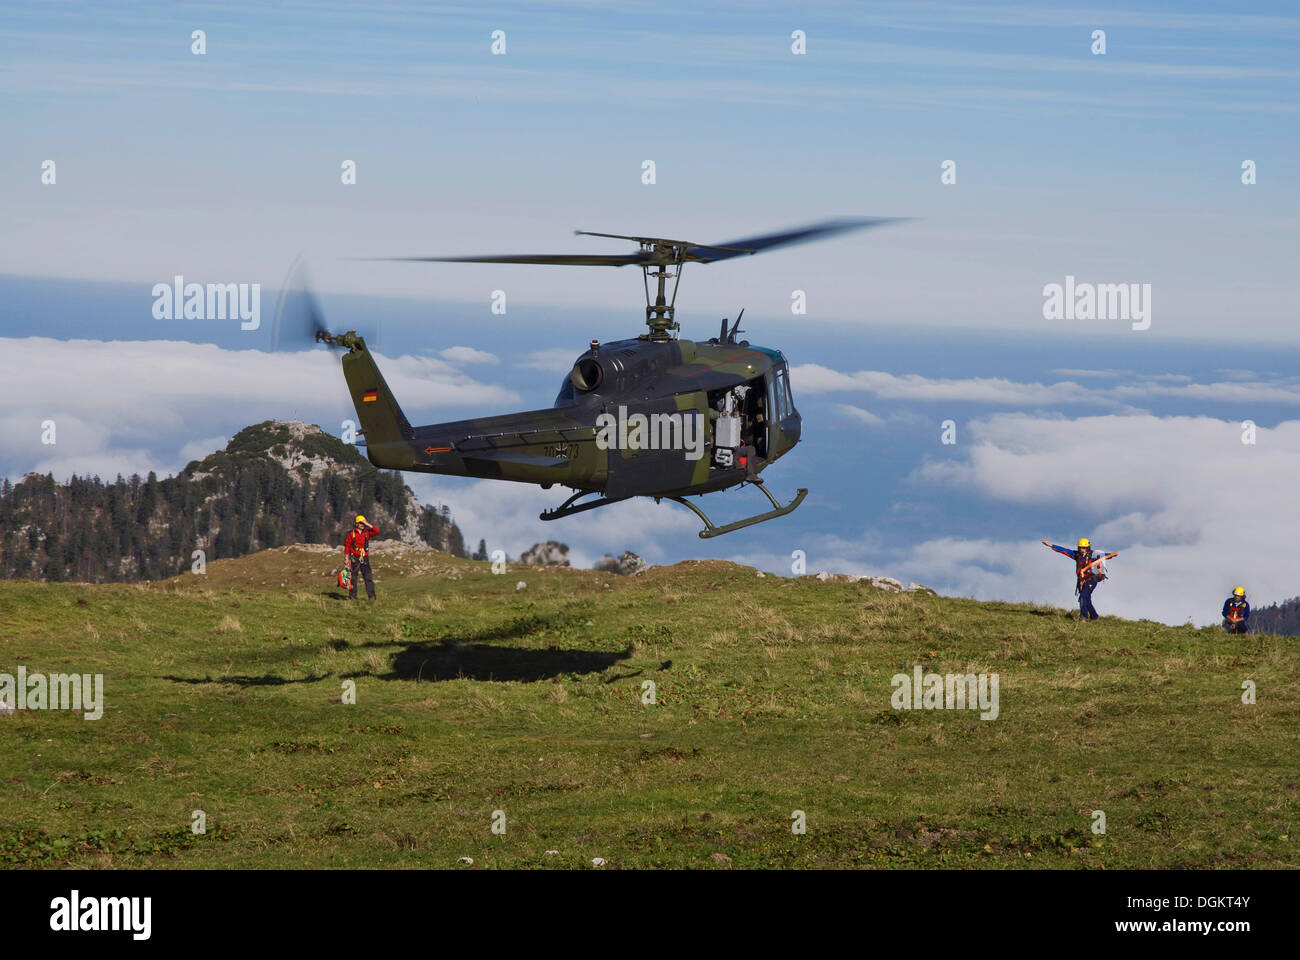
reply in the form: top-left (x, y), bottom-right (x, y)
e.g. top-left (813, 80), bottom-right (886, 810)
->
top-left (368, 640), bottom-right (634, 683)
top-left (338, 612), bottom-right (637, 683)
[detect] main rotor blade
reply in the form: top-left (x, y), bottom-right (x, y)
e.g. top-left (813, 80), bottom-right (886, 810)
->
top-left (685, 217), bottom-right (909, 263)
top-left (362, 217), bottom-right (910, 269)
top-left (364, 253), bottom-right (650, 267)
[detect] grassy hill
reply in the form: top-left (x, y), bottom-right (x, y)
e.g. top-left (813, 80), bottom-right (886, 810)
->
top-left (0, 544), bottom-right (1294, 869)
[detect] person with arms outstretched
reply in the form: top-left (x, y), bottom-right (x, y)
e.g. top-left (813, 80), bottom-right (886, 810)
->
top-left (1041, 537), bottom-right (1116, 621)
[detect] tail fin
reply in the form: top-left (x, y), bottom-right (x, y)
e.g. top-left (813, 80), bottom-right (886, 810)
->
top-left (340, 336), bottom-right (417, 469)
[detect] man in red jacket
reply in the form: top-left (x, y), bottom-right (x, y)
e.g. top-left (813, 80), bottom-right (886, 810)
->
top-left (344, 514), bottom-right (379, 600)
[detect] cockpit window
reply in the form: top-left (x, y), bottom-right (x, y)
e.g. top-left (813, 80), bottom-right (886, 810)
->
top-left (773, 366), bottom-right (794, 420)
top-left (554, 377), bottom-right (576, 407)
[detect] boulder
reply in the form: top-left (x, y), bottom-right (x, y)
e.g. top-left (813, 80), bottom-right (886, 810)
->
top-left (593, 551), bottom-right (647, 576)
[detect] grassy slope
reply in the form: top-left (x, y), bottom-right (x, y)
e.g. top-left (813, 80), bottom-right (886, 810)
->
top-left (0, 544), bottom-right (1294, 869)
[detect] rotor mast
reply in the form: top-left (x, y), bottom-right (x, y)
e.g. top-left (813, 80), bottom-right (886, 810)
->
top-left (570, 232), bottom-right (704, 341)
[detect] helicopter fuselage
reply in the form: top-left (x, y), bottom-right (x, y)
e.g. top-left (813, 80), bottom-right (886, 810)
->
top-left (343, 334), bottom-right (800, 502)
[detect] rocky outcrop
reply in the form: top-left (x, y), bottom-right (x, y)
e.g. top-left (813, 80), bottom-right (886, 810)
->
top-left (519, 541), bottom-right (570, 566)
top-left (812, 571), bottom-right (931, 593)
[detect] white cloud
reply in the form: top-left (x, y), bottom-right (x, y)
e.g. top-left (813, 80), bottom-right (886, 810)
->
top-left (517, 348), bottom-right (580, 374)
top-left (179, 435), bottom-right (229, 465)
top-left (1114, 380), bottom-right (1300, 405)
top-left (1051, 368), bottom-right (1192, 383)
top-left (796, 363), bottom-right (1300, 408)
top-left (440, 346), bottom-right (499, 365)
top-left (836, 404), bottom-right (885, 426)
top-left (793, 363), bottom-right (1101, 406)
top-left (1051, 368), bottom-right (1135, 379)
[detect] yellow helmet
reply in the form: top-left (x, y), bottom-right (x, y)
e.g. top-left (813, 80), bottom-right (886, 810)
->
top-left (1233, 586), bottom-right (1245, 597)
top-left (1077, 537), bottom-right (1090, 549)
top-left (355, 515), bottom-right (367, 524)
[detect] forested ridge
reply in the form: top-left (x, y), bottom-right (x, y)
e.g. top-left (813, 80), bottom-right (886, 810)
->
top-left (0, 421), bottom-right (466, 582)
top-left (1250, 597), bottom-right (1300, 636)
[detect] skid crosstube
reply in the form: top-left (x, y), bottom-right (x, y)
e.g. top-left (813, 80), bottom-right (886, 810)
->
top-left (540, 483), bottom-right (807, 538)
top-left (539, 490), bottom-right (628, 522)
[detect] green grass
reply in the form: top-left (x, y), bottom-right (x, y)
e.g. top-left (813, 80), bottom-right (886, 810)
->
top-left (0, 544), bottom-right (1295, 869)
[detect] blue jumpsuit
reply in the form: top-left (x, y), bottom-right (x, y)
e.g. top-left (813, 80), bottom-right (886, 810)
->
top-left (1049, 544), bottom-right (1103, 619)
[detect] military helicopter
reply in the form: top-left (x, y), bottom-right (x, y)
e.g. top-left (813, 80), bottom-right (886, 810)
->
top-left (274, 219), bottom-right (903, 538)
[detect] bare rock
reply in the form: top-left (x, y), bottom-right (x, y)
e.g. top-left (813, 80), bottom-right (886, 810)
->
top-left (519, 541), bottom-right (570, 566)
top-left (593, 551), bottom-right (647, 576)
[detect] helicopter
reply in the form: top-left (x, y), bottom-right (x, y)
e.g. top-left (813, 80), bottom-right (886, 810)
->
top-left (273, 218), bottom-right (904, 538)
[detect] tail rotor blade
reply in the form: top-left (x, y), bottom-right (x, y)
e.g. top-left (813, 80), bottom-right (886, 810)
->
top-left (271, 256), bottom-right (330, 352)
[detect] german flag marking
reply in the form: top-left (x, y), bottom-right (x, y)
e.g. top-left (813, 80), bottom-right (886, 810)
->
top-left (362, 390), bottom-right (378, 403)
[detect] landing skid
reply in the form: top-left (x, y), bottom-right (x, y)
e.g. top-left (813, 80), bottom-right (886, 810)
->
top-left (663, 483), bottom-right (808, 539)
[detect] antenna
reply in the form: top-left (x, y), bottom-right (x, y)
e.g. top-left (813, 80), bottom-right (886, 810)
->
top-left (727, 308), bottom-right (745, 343)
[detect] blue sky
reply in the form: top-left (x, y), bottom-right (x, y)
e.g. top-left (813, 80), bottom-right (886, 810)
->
top-left (2, 2), bottom-right (1298, 624)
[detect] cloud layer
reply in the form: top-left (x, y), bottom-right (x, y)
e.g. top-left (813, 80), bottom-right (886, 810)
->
top-left (5, 337), bottom-right (519, 481)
